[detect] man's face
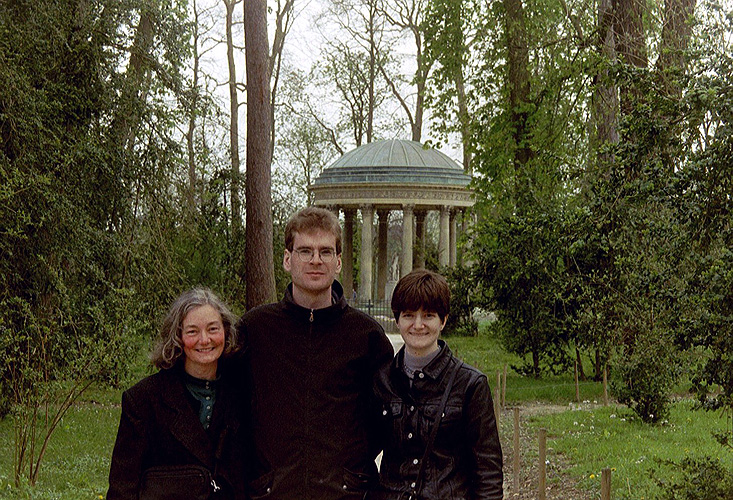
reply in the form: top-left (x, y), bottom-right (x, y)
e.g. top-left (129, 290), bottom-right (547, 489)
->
top-left (284, 229), bottom-right (342, 302)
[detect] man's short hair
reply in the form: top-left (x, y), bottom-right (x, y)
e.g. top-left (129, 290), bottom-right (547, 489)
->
top-left (284, 206), bottom-right (342, 254)
top-left (391, 269), bottom-right (451, 322)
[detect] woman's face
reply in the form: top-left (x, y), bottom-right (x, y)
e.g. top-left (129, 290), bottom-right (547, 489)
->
top-left (397, 308), bottom-right (446, 357)
top-left (181, 304), bottom-right (226, 378)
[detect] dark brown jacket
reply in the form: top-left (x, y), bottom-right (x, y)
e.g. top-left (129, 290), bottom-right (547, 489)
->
top-left (236, 281), bottom-right (394, 500)
top-left (106, 364), bottom-right (247, 500)
top-left (372, 341), bottom-right (503, 500)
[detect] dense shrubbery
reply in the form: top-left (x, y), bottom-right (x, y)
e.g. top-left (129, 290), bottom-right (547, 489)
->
top-left (654, 456), bottom-right (733, 500)
top-left (442, 265), bottom-right (479, 336)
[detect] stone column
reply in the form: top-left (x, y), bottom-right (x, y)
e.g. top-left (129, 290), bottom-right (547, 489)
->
top-left (401, 204), bottom-right (414, 277)
top-left (342, 208), bottom-right (355, 301)
top-left (438, 205), bottom-right (450, 268)
top-left (377, 209), bottom-right (389, 300)
top-left (359, 204), bottom-right (374, 302)
top-left (449, 209), bottom-right (458, 267)
top-left (414, 210), bottom-right (426, 269)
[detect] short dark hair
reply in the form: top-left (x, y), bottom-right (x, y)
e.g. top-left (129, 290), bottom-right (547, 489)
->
top-left (284, 206), bottom-right (342, 254)
top-left (151, 288), bottom-right (238, 369)
top-left (391, 269), bottom-right (451, 322)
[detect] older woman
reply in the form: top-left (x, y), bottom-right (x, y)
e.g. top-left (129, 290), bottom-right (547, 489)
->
top-left (107, 288), bottom-right (247, 500)
top-left (372, 270), bottom-right (504, 500)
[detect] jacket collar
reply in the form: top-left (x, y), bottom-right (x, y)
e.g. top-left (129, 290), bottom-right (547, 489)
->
top-left (282, 280), bottom-right (348, 322)
top-left (159, 364), bottom-right (231, 467)
top-left (394, 339), bottom-right (453, 381)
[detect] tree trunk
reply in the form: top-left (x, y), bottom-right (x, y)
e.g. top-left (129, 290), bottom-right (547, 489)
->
top-left (244, 0), bottom-right (277, 308)
top-left (185, 0), bottom-right (201, 214)
top-left (111, 8), bottom-right (154, 150)
top-left (269, 0), bottom-right (295, 161)
top-left (575, 347), bottom-right (586, 381)
top-left (224, 0), bottom-right (242, 237)
top-left (613, 0), bottom-right (647, 114)
top-left (504, 0), bottom-right (532, 206)
top-left (367, 0), bottom-right (377, 144)
top-left (657, 0), bottom-right (695, 95)
top-left (592, 0), bottom-right (619, 155)
top-left (455, 68), bottom-right (472, 174)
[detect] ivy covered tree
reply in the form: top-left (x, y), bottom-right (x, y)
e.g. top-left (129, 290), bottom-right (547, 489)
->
top-left (0, 0), bottom-right (200, 485)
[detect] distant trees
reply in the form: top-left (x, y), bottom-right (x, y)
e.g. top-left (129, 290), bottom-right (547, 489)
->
top-left (426, 0), bottom-right (732, 425)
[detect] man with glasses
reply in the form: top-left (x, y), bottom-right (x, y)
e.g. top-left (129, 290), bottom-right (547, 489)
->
top-left (237, 206), bottom-right (394, 499)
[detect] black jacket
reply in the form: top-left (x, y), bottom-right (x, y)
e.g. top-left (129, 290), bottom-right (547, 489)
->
top-left (106, 364), bottom-right (247, 500)
top-left (236, 281), bottom-right (394, 500)
top-left (372, 341), bottom-right (503, 500)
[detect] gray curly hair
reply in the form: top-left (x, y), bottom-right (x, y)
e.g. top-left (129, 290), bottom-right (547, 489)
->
top-left (151, 288), bottom-right (238, 370)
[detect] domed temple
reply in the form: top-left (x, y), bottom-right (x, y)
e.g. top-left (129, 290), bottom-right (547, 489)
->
top-left (310, 139), bottom-right (473, 302)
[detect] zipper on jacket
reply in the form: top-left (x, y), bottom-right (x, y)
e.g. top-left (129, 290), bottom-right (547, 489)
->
top-left (211, 478), bottom-right (221, 493)
top-left (309, 309), bottom-right (314, 322)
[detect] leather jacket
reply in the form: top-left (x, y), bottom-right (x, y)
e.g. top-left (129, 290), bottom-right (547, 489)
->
top-left (372, 341), bottom-right (503, 500)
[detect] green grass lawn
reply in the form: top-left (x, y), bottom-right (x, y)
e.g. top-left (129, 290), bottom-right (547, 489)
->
top-left (447, 325), bottom-right (607, 405)
top-left (0, 399), bottom-right (122, 500)
top-left (525, 401), bottom-right (732, 500)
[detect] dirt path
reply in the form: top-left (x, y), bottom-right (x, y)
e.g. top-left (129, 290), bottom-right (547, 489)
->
top-left (498, 403), bottom-right (591, 500)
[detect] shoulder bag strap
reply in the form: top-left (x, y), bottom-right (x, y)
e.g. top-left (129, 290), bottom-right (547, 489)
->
top-left (409, 358), bottom-right (462, 499)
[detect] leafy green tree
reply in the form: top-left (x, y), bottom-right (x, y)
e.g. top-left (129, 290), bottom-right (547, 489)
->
top-left (0, 0), bottom-right (194, 485)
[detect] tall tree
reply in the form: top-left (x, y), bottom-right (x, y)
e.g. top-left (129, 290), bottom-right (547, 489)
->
top-left (614, 0), bottom-right (648, 114)
top-left (224, 0), bottom-right (243, 237)
top-left (269, 0), bottom-right (295, 160)
top-left (378, 0), bottom-right (433, 142)
top-left (657, 0), bottom-right (696, 97)
top-left (321, 0), bottom-right (390, 145)
top-left (503, 0), bottom-right (533, 206)
top-left (244, 0), bottom-right (277, 308)
top-left (425, 0), bottom-right (482, 172)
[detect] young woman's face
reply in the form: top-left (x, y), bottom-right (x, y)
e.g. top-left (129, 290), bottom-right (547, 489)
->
top-left (181, 304), bottom-right (226, 378)
top-left (397, 308), bottom-right (446, 357)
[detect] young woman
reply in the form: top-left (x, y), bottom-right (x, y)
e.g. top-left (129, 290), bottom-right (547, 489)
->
top-left (107, 288), bottom-right (247, 500)
top-left (372, 270), bottom-right (504, 500)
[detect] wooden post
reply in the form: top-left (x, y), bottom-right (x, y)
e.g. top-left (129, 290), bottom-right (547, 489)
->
top-left (495, 371), bottom-right (502, 425)
top-left (574, 360), bottom-right (580, 403)
top-left (538, 428), bottom-right (547, 500)
top-left (603, 364), bottom-right (609, 406)
top-left (601, 467), bottom-right (611, 500)
top-left (502, 364), bottom-right (508, 407)
top-left (513, 408), bottom-right (520, 493)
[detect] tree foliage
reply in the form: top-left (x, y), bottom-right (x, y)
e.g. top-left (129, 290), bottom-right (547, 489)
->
top-left (427, 0), bottom-right (733, 424)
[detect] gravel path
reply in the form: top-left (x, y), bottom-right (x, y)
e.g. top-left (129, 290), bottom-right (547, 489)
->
top-left (498, 403), bottom-right (591, 500)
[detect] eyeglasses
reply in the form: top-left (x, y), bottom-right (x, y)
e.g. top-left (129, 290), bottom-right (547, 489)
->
top-left (292, 247), bottom-right (337, 263)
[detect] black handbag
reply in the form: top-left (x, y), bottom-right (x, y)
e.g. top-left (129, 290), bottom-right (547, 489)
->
top-left (140, 464), bottom-right (221, 500)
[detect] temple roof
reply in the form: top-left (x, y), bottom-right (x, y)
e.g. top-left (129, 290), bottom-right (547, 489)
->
top-left (312, 139), bottom-right (471, 187)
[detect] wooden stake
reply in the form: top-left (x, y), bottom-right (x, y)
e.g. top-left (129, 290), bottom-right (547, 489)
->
top-left (495, 371), bottom-right (501, 425)
top-left (538, 428), bottom-right (547, 500)
top-left (601, 467), bottom-right (611, 500)
top-left (513, 408), bottom-right (520, 493)
top-left (502, 364), bottom-right (508, 407)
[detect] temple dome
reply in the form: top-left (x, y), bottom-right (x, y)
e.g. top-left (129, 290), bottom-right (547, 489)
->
top-left (312, 139), bottom-right (470, 187)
